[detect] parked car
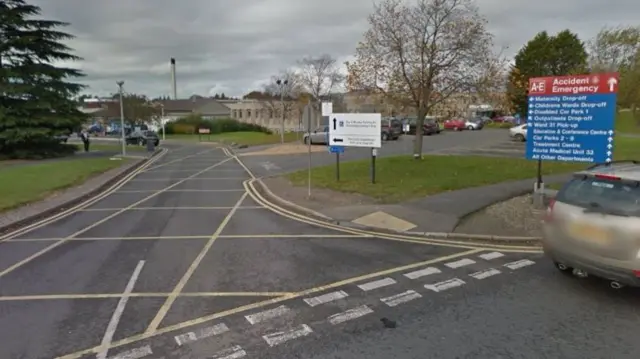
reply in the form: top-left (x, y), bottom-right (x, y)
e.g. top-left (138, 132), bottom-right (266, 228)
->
top-left (443, 119), bottom-right (466, 131)
top-left (404, 118), bottom-right (441, 135)
top-left (465, 118), bottom-right (484, 130)
top-left (303, 126), bottom-right (329, 145)
top-left (126, 130), bottom-right (160, 146)
top-left (543, 160), bottom-right (640, 288)
top-left (381, 118), bottom-right (402, 141)
top-left (509, 124), bottom-right (527, 141)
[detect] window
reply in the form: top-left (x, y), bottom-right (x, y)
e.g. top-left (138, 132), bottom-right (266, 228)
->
top-left (238, 110), bottom-right (242, 118)
top-left (247, 109), bottom-right (252, 118)
top-left (557, 177), bottom-right (640, 216)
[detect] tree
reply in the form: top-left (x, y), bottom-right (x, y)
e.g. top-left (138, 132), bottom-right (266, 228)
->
top-left (588, 26), bottom-right (640, 72)
top-left (297, 54), bottom-right (345, 105)
top-left (0, 0), bottom-right (87, 158)
top-left (507, 30), bottom-right (588, 116)
top-left (346, 0), bottom-right (497, 158)
top-left (263, 70), bottom-right (303, 141)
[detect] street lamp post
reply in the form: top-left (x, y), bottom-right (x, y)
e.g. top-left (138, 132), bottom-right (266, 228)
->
top-left (116, 81), bottom-right (126, 156)
top-left (160, 104), bottom-right (165, 140)
top-left (276, 79), bottom-right (288, 144)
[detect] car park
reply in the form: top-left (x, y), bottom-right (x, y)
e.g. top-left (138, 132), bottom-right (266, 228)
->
top-left (465, 118), bottom-right (484, 130)
top-left (542, 160), bottom-right (640, 288)
top-left (443, 119), bottom-right (466, 131)
top-left (509, 124), bottom-right (527, 141)
top-left (381, 118), bottom-right (403, 141)
top-left (403, 117), bottom-right (441, 136)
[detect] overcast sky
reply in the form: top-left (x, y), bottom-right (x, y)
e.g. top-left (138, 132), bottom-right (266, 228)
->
top-left (31, 0), bottom-right (639, 99)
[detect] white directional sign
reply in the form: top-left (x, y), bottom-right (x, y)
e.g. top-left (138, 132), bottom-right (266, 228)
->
top-left (321, 102), bottom-right (333, 116)
top-left (328, 113), bottom-right (382, 148)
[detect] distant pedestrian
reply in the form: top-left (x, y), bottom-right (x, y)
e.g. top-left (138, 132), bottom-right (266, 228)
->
top-left (81, 130), bottom-right (90, 152)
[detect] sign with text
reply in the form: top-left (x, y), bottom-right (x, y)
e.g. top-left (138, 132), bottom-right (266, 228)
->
top-left (525, 73), bottom-right (618, 163)
top-left (198, 128), bottom-right (211, 134)
top-left (328, 113), bottom-right (382, 148)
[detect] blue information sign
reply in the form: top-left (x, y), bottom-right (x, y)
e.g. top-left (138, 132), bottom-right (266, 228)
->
top-left (329, 145), bottom-right (344, 154)
top-left (525, 73), bottom-right (619, 163)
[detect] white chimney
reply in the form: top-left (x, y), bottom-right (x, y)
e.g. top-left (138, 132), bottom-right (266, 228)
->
top-left (170, 58), bottom-right (177, 100)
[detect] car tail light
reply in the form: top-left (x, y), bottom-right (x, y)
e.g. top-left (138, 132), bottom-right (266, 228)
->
top-left (544, 198), bottom-right (556, 222)
top-left (594, 174), bottom-right (620, 181)
top-left (633, 270), bottom-right (640, 278)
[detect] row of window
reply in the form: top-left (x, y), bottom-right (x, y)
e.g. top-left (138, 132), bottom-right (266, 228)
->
top-left (231, 108), bottom-right (293, 119)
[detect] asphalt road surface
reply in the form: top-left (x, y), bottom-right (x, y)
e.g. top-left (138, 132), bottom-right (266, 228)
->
top-left (0, 144), bottom-right (638, 359)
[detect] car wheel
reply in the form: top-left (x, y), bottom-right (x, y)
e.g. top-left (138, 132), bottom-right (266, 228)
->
top-left (453, 127), bottom-right (459, 131)
top-left (467, 126), bottom-right (474, 130)
top-left (554, 261), bottom-right (573, 274)
top-left (382, 132), bottom-right (389, 141)
top-left (515, 134), bottom-right (525, 142)
top-left (154, 141), bottom-right (159, 146)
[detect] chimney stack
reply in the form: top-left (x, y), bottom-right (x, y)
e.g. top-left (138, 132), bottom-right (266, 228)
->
top-left (170, 58), bottom-right (177, 100)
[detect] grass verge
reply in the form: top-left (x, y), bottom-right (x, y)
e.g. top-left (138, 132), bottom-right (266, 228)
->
top-left (287, 137), bottom-right (640, 202)
top-left (485, 122), bottom-right (514, 129)
top-left (0, 157), bottom-right (131, 212)
top-left (616, 111), bottom-right (640, 134)
top-left (88, 144), bottom-right (147, 152)
top-left (167, 131), bottom-right (299, 146)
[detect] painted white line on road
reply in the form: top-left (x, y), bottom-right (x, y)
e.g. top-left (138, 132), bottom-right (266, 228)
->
top-left (174, 323), bottom-right (229, 345)
top-left (262, 324), bottom-right (313, 347)
top-left (424, 278), bottom-right (466, 292)
top-left (304, 290), bottom-right (348, 307)
top-left (469, 268), bottom-right (501, 280)
top-left (328, 305), bottom-right (374, 325)
top-left (97, 260), bottom-right (146, 359)
top-left (106, 345), bottom-right (152, 359)
top-left (403, 266), bottom-right (441, 279)
top-left (380, 290), bottom-right (422, 307)
top-left (357, 277), bottom-right (396, 291)
top-left (479, 252), bottom-right (505, 260)
top-left (504, 259), bottom-right (536, 270)
top-left (210, 345), bottom-right (247, 359)
top-left (245, 305), bottom-right (290, 325)
top-left (444, 258), bottom-right (475, 268)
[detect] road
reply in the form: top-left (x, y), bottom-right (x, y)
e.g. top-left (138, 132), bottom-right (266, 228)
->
top-left (0, 144), bottom-right (637, 359)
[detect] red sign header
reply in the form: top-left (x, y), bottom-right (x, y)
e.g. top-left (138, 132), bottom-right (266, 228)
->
top-left (528, 73), bottom-right (619, 96)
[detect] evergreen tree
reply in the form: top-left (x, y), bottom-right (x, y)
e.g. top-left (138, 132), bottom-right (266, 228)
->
top-left (507, 30), bottom-right (588, 116)
top-left (0, 0), bottom-right (86, 158)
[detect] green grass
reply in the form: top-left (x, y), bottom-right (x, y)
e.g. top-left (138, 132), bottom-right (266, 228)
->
top-left (615, 111), bottom-right (640, 134)
top-left (287, 137), bottom-right (640, 202)
top-left (166, 131), bottom-right (299, 146)
top-left (0, 158), bottom-right (131, 212)
top-left (485, 122), bottom-right (513, 129)
top-left (89, 144), bottom-right (147, 152)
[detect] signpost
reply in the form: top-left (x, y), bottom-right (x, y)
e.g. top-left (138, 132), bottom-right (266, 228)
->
top-left (526, 72), bottom-right (619, 190)
top-left (329, 113), bottom-right (382, 183)
top-left (198, 127), bottom-right (211, 142)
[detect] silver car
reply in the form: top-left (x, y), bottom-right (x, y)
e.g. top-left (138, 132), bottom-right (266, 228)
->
top-left (542, 160), bottom-right (640, 288)
top-left (303, 126), bottom-right (329, 145)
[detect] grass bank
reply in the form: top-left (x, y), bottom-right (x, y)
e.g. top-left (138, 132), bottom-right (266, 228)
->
top-left (167, 131), bottom-right (299, 146)
top-left (616, 111), bottom-right (640, 134)
top-left (287, 137), bottom-right (639, 202)
top-left (0, 157), bottom-right (130, 212)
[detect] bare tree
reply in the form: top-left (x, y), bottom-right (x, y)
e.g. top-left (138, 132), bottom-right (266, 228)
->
top-left (297, 54), bottom-right (345, 103)
top-left (588, 26), bottom-right (640, 72)
top-left (261, 70), bottom-right (303, 141)
top-left (346, 0), bottom-right (497, 158)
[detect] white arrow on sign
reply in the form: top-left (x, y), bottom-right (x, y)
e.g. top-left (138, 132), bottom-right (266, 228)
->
top-left (606, 157), bottom-right (612, 162)
top-left (608, 137), bottom-right (613, 142)
top-left (607, 144), bottom-right (613, 149)
top-left (608, 130), bottom-right (614, 135)
top-left (607, 77), bottom-right (618, 92)
top-left (607, 151), bottom-right (612, 156)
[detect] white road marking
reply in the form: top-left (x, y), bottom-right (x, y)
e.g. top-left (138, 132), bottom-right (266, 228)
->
top-left (303, 290), bottom-right (348, 307)
top-left (469, 268), bottom-right (501, 280)
top-left (174, 323), bottom-right (229, 345)
top-left (479, 252), bottom-right (505, 260)
top-left (357, 277), bottom-right (396, 291)
top-left (403, 266), bottom-right (441, 279)
top-left (210, 345), bottom-right (247, 359)
top-left (245, 305), bottom-right (290, 324)
top-left (106, 345), bottom-right (152, 359)
top-left (424, 278), bottom-right (466, 292)
top-left (262, 324), bottom-right (313, 347)
top-left (444, 258), bottom-right (475, 268)
top-left (97, 261), bottom-right (146, 359)
top-left (328, 305), bottom-right (374, 325)
top-left (504, 259), bottom-right (536, 270)
top-left (380, 290), bottom-right (422, 307)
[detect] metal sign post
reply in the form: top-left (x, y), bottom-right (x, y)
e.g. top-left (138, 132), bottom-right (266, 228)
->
top-left (303, 103), bottom-right (312, 198)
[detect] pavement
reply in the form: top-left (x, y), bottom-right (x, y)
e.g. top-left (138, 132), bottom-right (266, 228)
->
top-left (1, 143), bottom-right (637, 359)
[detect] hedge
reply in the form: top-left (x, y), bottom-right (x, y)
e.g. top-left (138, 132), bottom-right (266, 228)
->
top-left (164, 115), bottom-right (271, 135)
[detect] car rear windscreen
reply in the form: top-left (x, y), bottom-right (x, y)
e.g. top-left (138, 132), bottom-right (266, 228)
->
top-left (556, 177), bottom-right (640, 216)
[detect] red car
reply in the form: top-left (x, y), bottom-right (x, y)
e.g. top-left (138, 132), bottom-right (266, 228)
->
top-left (443, 119), bottom-right (466, 131)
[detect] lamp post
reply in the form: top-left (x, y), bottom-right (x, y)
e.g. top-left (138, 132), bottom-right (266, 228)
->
top-left (116, 81), bottom-right (126, 156)
top-left (276, 79), bottom-right (288, 143)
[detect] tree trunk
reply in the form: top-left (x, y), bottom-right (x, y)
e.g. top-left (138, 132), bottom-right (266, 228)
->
top-left (412, 107), bottom-right (427, 159)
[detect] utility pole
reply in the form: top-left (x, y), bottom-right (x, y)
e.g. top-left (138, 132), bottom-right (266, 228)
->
top-left (276, 79), bottom-right (288, 143)
top-left (116, 81), bottom-right (126, 156)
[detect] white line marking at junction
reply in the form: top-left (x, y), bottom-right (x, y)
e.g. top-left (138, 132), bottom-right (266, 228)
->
top-left (444, 258), bottom-right (475, 268)
top-left (209, 345), bottom-right (247, 358)
top-left (403, 266), bottom-right (441, 279)
top-left (115, 189), bottom-right (245, 193)
top-left (328, 305), bottom-right (374, 325)
top-left (479, 252), bottom-right (504, 260)
top-left (303, 290), bottom-right (348, 307)
top-left (105, 345), bottom-right (151, 359)
top-left (357, 277), bottom-right (396, 291)
top-left (174, 323), bottom-right (229, 345)
top-left (262, 324), bottom-right (313, 347)
top-left (504, 259), bottom-right (536, 270)
top-left (97, 260), bottom-right (145, 359)
top-left (424, 278), bottom-right (466, 292)
top-left (245, 305), bottom-right (290, 324)
top-left (380, 290), bottom-right (422, 307)
top-left (469, 268), bottom-right (501, 280)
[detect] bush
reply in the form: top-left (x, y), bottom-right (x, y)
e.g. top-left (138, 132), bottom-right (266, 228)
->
top-left (0, 141), bottom-right (77, 160)
top-left (164, 116), bottom-right (271, 135)
top-left (486, 122), bottom-right (514, 129)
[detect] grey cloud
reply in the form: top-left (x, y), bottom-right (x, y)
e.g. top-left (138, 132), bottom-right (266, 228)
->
top-left (30, 0), bottom-right (640, 98)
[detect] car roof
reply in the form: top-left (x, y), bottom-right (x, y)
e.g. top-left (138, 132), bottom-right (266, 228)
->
top-left (575, 161), bottom-right (640, 182)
